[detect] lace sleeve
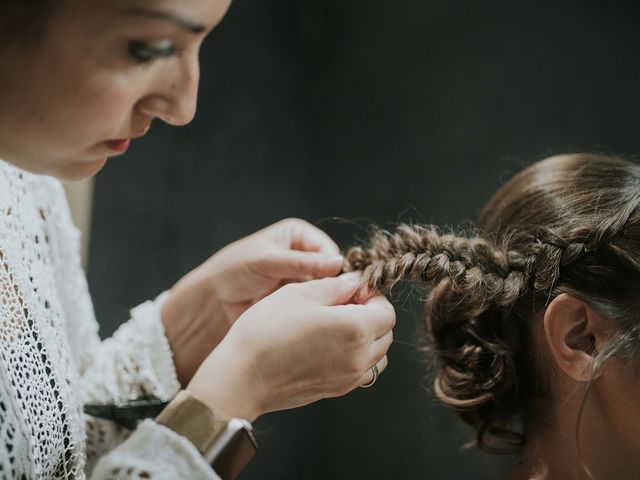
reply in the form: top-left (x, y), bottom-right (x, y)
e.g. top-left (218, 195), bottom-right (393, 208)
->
top-left (40, 179), bottom-right (187, 471)
top-left (77, 298), bottom-right (223, 480)
top-left (90, 421), bottom-right (221, 480)
top-left (78, 292), bottom-right (183, 471)
top-left (0, 164), bottom-right (222, 478)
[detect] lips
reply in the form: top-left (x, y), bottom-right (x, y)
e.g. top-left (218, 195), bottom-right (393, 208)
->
top-left (105, 139), bottom-right (131, 153)
top-left (104, 123), bottom-right (151, 154)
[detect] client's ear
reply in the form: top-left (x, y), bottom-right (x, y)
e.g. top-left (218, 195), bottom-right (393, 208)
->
top-left (543, 293), bottom-right (601, 382)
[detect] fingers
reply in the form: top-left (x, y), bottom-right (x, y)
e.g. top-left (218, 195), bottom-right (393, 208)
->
top-left (359, 330), bottom-right (393, 387)
top-left (339, 304), bottom-right (394, 390)
top-left (263, 250), bottom-right (344, 282)
top-left (286, 219), bottom-right (341, 256)
top-left (289, 272), bottom-right (361, 306)
top-left (358, 355), bottom-right (389, 388)
top-left (365, 295), bottom-right (397, 338)
top-left (258, 219), bottom-right (343, 282)
top-left (336, 293), bottom-right (396, 340)
top-left (370, 329), bottom-right (394, 362)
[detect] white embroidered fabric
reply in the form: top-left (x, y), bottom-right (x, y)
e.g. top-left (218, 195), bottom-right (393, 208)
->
top-left (0, 160), bottom-right (219, 479)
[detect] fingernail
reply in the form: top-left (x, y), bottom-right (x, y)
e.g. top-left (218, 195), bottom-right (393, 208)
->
top-left (330, 255), bottom-right (344, 264)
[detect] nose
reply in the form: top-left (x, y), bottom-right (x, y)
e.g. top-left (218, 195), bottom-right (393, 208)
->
top-left (136, 53), bottom-right (200, 127)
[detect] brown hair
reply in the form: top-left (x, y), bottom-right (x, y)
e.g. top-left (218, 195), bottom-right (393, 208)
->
top-left (0, 0), bottom-right (52, 41)
top-left (344, 153), bottom-right (640, 453)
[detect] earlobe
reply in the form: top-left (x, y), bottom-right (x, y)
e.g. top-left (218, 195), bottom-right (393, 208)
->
top-left (543, 293), bottom-right (599, 383)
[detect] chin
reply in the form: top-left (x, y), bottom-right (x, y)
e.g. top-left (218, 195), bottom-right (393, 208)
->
top-left (58, 157), bottom-right (108, 182)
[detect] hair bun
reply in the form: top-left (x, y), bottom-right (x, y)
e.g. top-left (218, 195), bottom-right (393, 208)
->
top-left (344, 224), bottom-right (529, 451)
top-left (426, 276), bottom-right (522, 452)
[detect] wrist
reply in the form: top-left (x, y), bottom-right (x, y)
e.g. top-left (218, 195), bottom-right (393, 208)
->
top-left (161, 269), bottom-right (229, 386)
top-left (156, 390), bottom-right (229, 452)
top-left (156, 389), bottom-right (259, 477)
top-left (186, 340), bottom-right (263, 423)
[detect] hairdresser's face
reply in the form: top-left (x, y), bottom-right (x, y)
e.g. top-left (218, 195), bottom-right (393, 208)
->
top-left (0, 0), bottom-right (231, 180)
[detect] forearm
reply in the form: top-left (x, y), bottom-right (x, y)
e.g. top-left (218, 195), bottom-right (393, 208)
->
top-left (161, 267), bottom-right (231, 386)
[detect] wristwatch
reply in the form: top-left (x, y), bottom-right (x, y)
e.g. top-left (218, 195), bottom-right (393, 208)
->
top-left (155, 390), bottom-right (258, 480)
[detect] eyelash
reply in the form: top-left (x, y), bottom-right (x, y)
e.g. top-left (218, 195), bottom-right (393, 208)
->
top-left (128, 41), bottom-right (177, 64)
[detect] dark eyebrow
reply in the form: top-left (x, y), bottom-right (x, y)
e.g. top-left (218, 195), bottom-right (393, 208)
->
top-left (120, 7), bottom-right (207, 34)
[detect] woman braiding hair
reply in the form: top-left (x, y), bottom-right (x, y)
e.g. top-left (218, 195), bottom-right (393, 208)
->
top-left (0, 0), bottom-right (396, 478)
top-left (345, 153), bottom-right (640, 479)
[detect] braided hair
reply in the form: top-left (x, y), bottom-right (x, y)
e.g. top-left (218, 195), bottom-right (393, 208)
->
top-left (344, 153), bottom-right (640, 453)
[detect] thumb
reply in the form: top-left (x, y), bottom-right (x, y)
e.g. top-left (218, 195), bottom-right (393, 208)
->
top-left (265, 250), bottom-right (344, 281)
top-left (294, 272), bottom-right (362, 306)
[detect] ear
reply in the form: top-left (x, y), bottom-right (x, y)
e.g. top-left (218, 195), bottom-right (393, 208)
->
top-left (543, 293), bottom-right (601, 382)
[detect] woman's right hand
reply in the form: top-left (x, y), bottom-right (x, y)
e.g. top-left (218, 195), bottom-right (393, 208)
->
top-left (185, 272), bottom-right (395, 421)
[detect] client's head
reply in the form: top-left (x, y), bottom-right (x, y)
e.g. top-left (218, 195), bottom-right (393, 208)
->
top-left (345, 154), bottom-right (640, 468)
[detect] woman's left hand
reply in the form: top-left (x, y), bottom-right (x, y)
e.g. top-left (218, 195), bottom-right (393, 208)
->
top-left (161, 218), bottom-right (344, 385)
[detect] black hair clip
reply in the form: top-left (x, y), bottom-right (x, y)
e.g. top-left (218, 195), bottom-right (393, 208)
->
top-left (83, 396), bottom-right (170, 430)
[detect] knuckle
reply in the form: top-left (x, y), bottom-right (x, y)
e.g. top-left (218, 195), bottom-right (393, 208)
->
top-left (380, 300), bottom-right (396, 321)
top-left (387, 331), bottom-right (394, 348)
top-left (342, 320), bottom-right (368, 345)
top-left (352, 355), bottom-right (370, 376)
top-left (252, 247), bottom-right (281, 273)
top-left (388, 308), bottom-right (397, 329)
top-left (363, 298), bottom-right (395, 324)
top-left (306, 257), bottom-right (322, 277)
top-left (340, 355), bottom-right (367, 377)
top-left (292, 256), bottom-right (307, 274)
top-left (385, 329), bottom-right (394, 346)
top-left (305, 276), bottom-right (338, 300)
top-left (376, 304), bottom-right (397, 331)
top-left (282, 217), bottom-right (307, 229)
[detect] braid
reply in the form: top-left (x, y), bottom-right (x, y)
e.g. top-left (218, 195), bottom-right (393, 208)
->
top-left (344, 224), bottom-right (533, 452)
top-left (344, 224), bottom-right (530, 307)
top-left (343, 213), bottom-right (640, 452)
top-left (343, 154), bottom-right (640, 456)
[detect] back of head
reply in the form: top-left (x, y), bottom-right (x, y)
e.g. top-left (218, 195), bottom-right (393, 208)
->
top-left (345, 153), bottom-right (640, 453)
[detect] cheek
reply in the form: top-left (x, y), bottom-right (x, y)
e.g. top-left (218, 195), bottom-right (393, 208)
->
top-left (20, 19), bottom-right (141, 147)
top-left (4, 60), bottom-right (143, 176)
top-left (601, 357), bottom-right (640, 444)
top-left (42, 72), bottom-right (139, 143)
top-left (17, 43), bottom-right (143, 150)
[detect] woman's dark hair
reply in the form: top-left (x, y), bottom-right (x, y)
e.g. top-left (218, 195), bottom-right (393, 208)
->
top-left (344, 153), bottom-right (640, 454)
top-left (0, 0), bottom-right (52, 40)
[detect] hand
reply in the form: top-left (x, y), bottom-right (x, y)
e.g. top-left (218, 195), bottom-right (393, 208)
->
top-left (186, 273), bottom-right (396, 421)
top-left (200, 217), bottom-right (344, 321)
top-left (161, 218), bottom-right (344, 386)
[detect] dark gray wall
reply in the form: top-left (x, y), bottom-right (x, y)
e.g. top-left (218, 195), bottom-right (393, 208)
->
top-left (88, 1), bottom-right (640, 478)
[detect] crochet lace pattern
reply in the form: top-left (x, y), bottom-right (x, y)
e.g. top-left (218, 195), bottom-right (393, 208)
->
top-left (0, 160), bottom-right (219, 479)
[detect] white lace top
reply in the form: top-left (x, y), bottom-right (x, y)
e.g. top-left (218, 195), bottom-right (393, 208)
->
top-left (0, 159), bottom-right (220, 479)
